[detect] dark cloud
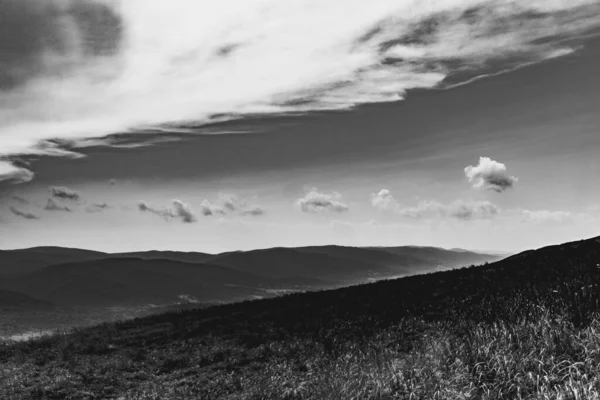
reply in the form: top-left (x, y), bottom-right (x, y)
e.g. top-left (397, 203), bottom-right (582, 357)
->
top-left (10, 206), bottom-right (39, 220)
top-left (138, 199), bottom-right (197, 223)
top-left (49, 186), bottom-right (80, 201)
top-left (172, 200), bottom-right (197, 223)
top-left (296, 188), bottom-right (349, 213)
top-left (44, 198), bottom-right (71, 212)
top-left (0, 0), bottom-right (123, 90)
top-left (465, 157), bottom-right (518, 193)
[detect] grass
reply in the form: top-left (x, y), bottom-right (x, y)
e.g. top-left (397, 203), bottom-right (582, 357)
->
top-left (2, 238), bottom-right (600, 399)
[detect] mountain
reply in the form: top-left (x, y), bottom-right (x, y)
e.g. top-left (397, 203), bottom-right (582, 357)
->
top-left (0, 258), bottom-right (276, 307)
top-left (0, 245), bottom-right (502, 308)
top-left (2, 235), bottom-right (599, 399)
top-left (210, 247), bottom-right (391, 284)
top-left (213, 245), bottom-right (503, 283)
top-left (369, 246), bottom-right (503, 269)
top-left (0, 247), bottom-right (107, 276)
top-left (111, 251), bottom-right (214, 264)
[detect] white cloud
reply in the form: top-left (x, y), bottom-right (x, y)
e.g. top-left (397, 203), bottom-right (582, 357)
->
top-left (296, 189), bottom-right (349, 213)
top-left (400, 199), bottom-right (499, 220)
top-left (1, 0), bottom-right (599, 181)
top-left (371, 189), bottom-right (399, 211)
top-left (0, 161), bottom-right (34, 183)
top-left (464, 157), bottom-right (518, 192)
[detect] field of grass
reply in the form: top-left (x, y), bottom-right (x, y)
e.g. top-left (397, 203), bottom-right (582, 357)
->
top-left (2, 238), bottom-right (600, 399)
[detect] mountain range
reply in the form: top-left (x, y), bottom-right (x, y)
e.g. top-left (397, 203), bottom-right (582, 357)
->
top-left (0, 245), bottom-right (502, 310)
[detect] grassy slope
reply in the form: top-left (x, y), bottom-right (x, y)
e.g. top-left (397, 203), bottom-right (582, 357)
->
top-left (2, 237), bottom-right (600, 399)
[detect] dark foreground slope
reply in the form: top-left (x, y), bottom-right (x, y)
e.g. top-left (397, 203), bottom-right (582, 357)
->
top-left (2, 237), bottom-right (600, 399)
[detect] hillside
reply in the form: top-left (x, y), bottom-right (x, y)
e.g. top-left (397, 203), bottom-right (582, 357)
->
top-left (1, 236), bottom-right (600, 399)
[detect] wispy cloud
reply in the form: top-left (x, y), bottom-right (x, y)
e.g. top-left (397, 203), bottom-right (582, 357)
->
top-left (1, 0), bottom-right (598, 182)
top-left (44, 198), bottom-right (72, 212)
top-left (138, 199), bottom-right (197, 223)
top-left (49, 186), bottom-right (81, 201)
top-left (10, 206), bottom-right (40, 220)
top-left (296, 188), bottom-right (349, 213)
top-left (11, 195), bottom-right (29, 205)
top-left (400, 199), bottom-right (500, 220)
top-left (465, 157), bottom-right (518, 193)
top-left (519, 209), bottom-right (592, 224)
top-left (86, 203), bottom-right (110, 213)
top-left (200, 194), bottom-right (266, 217)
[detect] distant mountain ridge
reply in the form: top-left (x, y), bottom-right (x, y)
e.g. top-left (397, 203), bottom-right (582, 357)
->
top-left (0, 244), bottom-right (504, 308)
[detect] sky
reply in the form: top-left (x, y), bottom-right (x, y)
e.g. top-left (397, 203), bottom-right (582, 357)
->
top-left (1, 0), bottom-right (600, 253)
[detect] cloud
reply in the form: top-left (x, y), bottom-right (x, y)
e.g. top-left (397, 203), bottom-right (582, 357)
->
top-left (519, 209), bottom-right (590, 224)
top-left (400, 199), bottom-right (499, 220)
top-left (11, 195), bottom-right (29, 204)
top-left (0, 161), bottom-right (34, 183)
top-left (44, 198), bottom-right (72, 212)
top-left (138, 199), bottom-right (197, 223)
top-left (371, 188), bottom-right (398, 211)
top-left (200, 194), bottom-right (266, 217)
top-left (138, 201), bottom-right (171, 219)
top-left (240, 207), bottom-right (266, 217)
top-left (464, 157), bottom-right (518, 193)
top-left (200, 200), bottom-right (226, 216)
top-left (49, 186), bottom-right (81, 201)
top-left (172, 199), bottom-right (197, 223)
top-left (10, 206), bottom-right (39, 220)
top-left (1, 1), bottom-right (598, 181)
top-left (86, 202), bottom-right (110, 213)
top-left (296, 188), bottom-right (349, 213)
